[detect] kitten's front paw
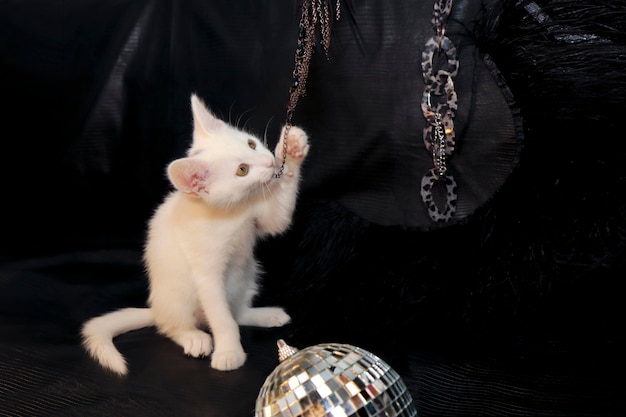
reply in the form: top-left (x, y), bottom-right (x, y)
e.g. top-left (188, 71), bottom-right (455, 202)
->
top-left (277, 126), bottom-right (309, 162)
top-left (176, 330), bottom-right (213, 358)
top-left (211, 347), bottom-right (247, 371)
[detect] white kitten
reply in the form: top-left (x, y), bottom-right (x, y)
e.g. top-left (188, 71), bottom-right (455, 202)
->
top-left (81, 94), bottom-right (309, 375)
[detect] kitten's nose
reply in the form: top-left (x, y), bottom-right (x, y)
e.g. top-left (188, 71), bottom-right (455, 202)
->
top-left (266, 157), bottom-right (275, 168)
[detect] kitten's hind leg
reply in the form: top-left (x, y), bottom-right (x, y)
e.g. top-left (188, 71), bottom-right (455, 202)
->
top-left (236, 306), bottom-right (291, 328)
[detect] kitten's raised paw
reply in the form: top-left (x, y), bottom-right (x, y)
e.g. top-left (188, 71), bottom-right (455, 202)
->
top-left (278, 126), bottom-right (309, 162)
top-left (175, 330), bottom-right (213, 358)
top-left (211, 347), bottom-right (247, 371)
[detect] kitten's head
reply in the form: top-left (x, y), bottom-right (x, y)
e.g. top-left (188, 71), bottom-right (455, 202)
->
top-left (167, 94), bottom-right (276, 207)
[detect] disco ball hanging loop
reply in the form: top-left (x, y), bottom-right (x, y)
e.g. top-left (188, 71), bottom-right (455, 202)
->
top-left (255, 340), bottom-right (418, 417)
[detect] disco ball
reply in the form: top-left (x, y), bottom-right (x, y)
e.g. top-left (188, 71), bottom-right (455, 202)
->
top-left (255, 340), bottom-right (418, 417)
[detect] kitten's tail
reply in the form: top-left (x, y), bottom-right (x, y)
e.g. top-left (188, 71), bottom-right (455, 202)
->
top-left (81, 307), bottom-right (154, 376)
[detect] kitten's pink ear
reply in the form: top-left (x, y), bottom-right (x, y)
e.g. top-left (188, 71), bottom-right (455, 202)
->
top-left (167, 158), bottom-right (210, 195)
top-left (190, 94), bottom-right (223, 136)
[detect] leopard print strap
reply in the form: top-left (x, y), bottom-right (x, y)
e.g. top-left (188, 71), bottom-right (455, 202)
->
top-left (420, 0), bottom-right (459, 222)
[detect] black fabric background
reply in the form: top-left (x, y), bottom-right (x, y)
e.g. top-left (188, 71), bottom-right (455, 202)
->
top-left (1, 0), bottom-right (625, 416)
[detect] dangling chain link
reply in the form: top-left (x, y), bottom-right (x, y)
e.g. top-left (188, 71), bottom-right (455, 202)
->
top-left (419, 0), bottom-right (460, 222)
top-left (275, 0), bottom-right (341, 178)
top-left (432, 112), bottom-right (447, 176)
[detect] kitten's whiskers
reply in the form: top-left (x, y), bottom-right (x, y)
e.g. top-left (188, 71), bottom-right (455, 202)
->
top-left (262, 117), bottom-right (275, 147)
top-left (261, 182), bottom-right (275, 202)
top-left (237, 108), bottom-right (255, 131)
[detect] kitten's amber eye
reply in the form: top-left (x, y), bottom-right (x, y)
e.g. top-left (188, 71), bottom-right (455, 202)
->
top-left (247, 139), bottom-right (256, 150)
top-left (237, 164), bottom-right (249, 176)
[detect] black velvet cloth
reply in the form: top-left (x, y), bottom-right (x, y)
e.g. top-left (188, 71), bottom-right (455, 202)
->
top-left (1, 0), bottom-right (625, 416)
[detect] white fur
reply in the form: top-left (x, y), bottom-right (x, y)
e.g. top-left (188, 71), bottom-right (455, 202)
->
top-left (81, 94), bottom-right (309, 375)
